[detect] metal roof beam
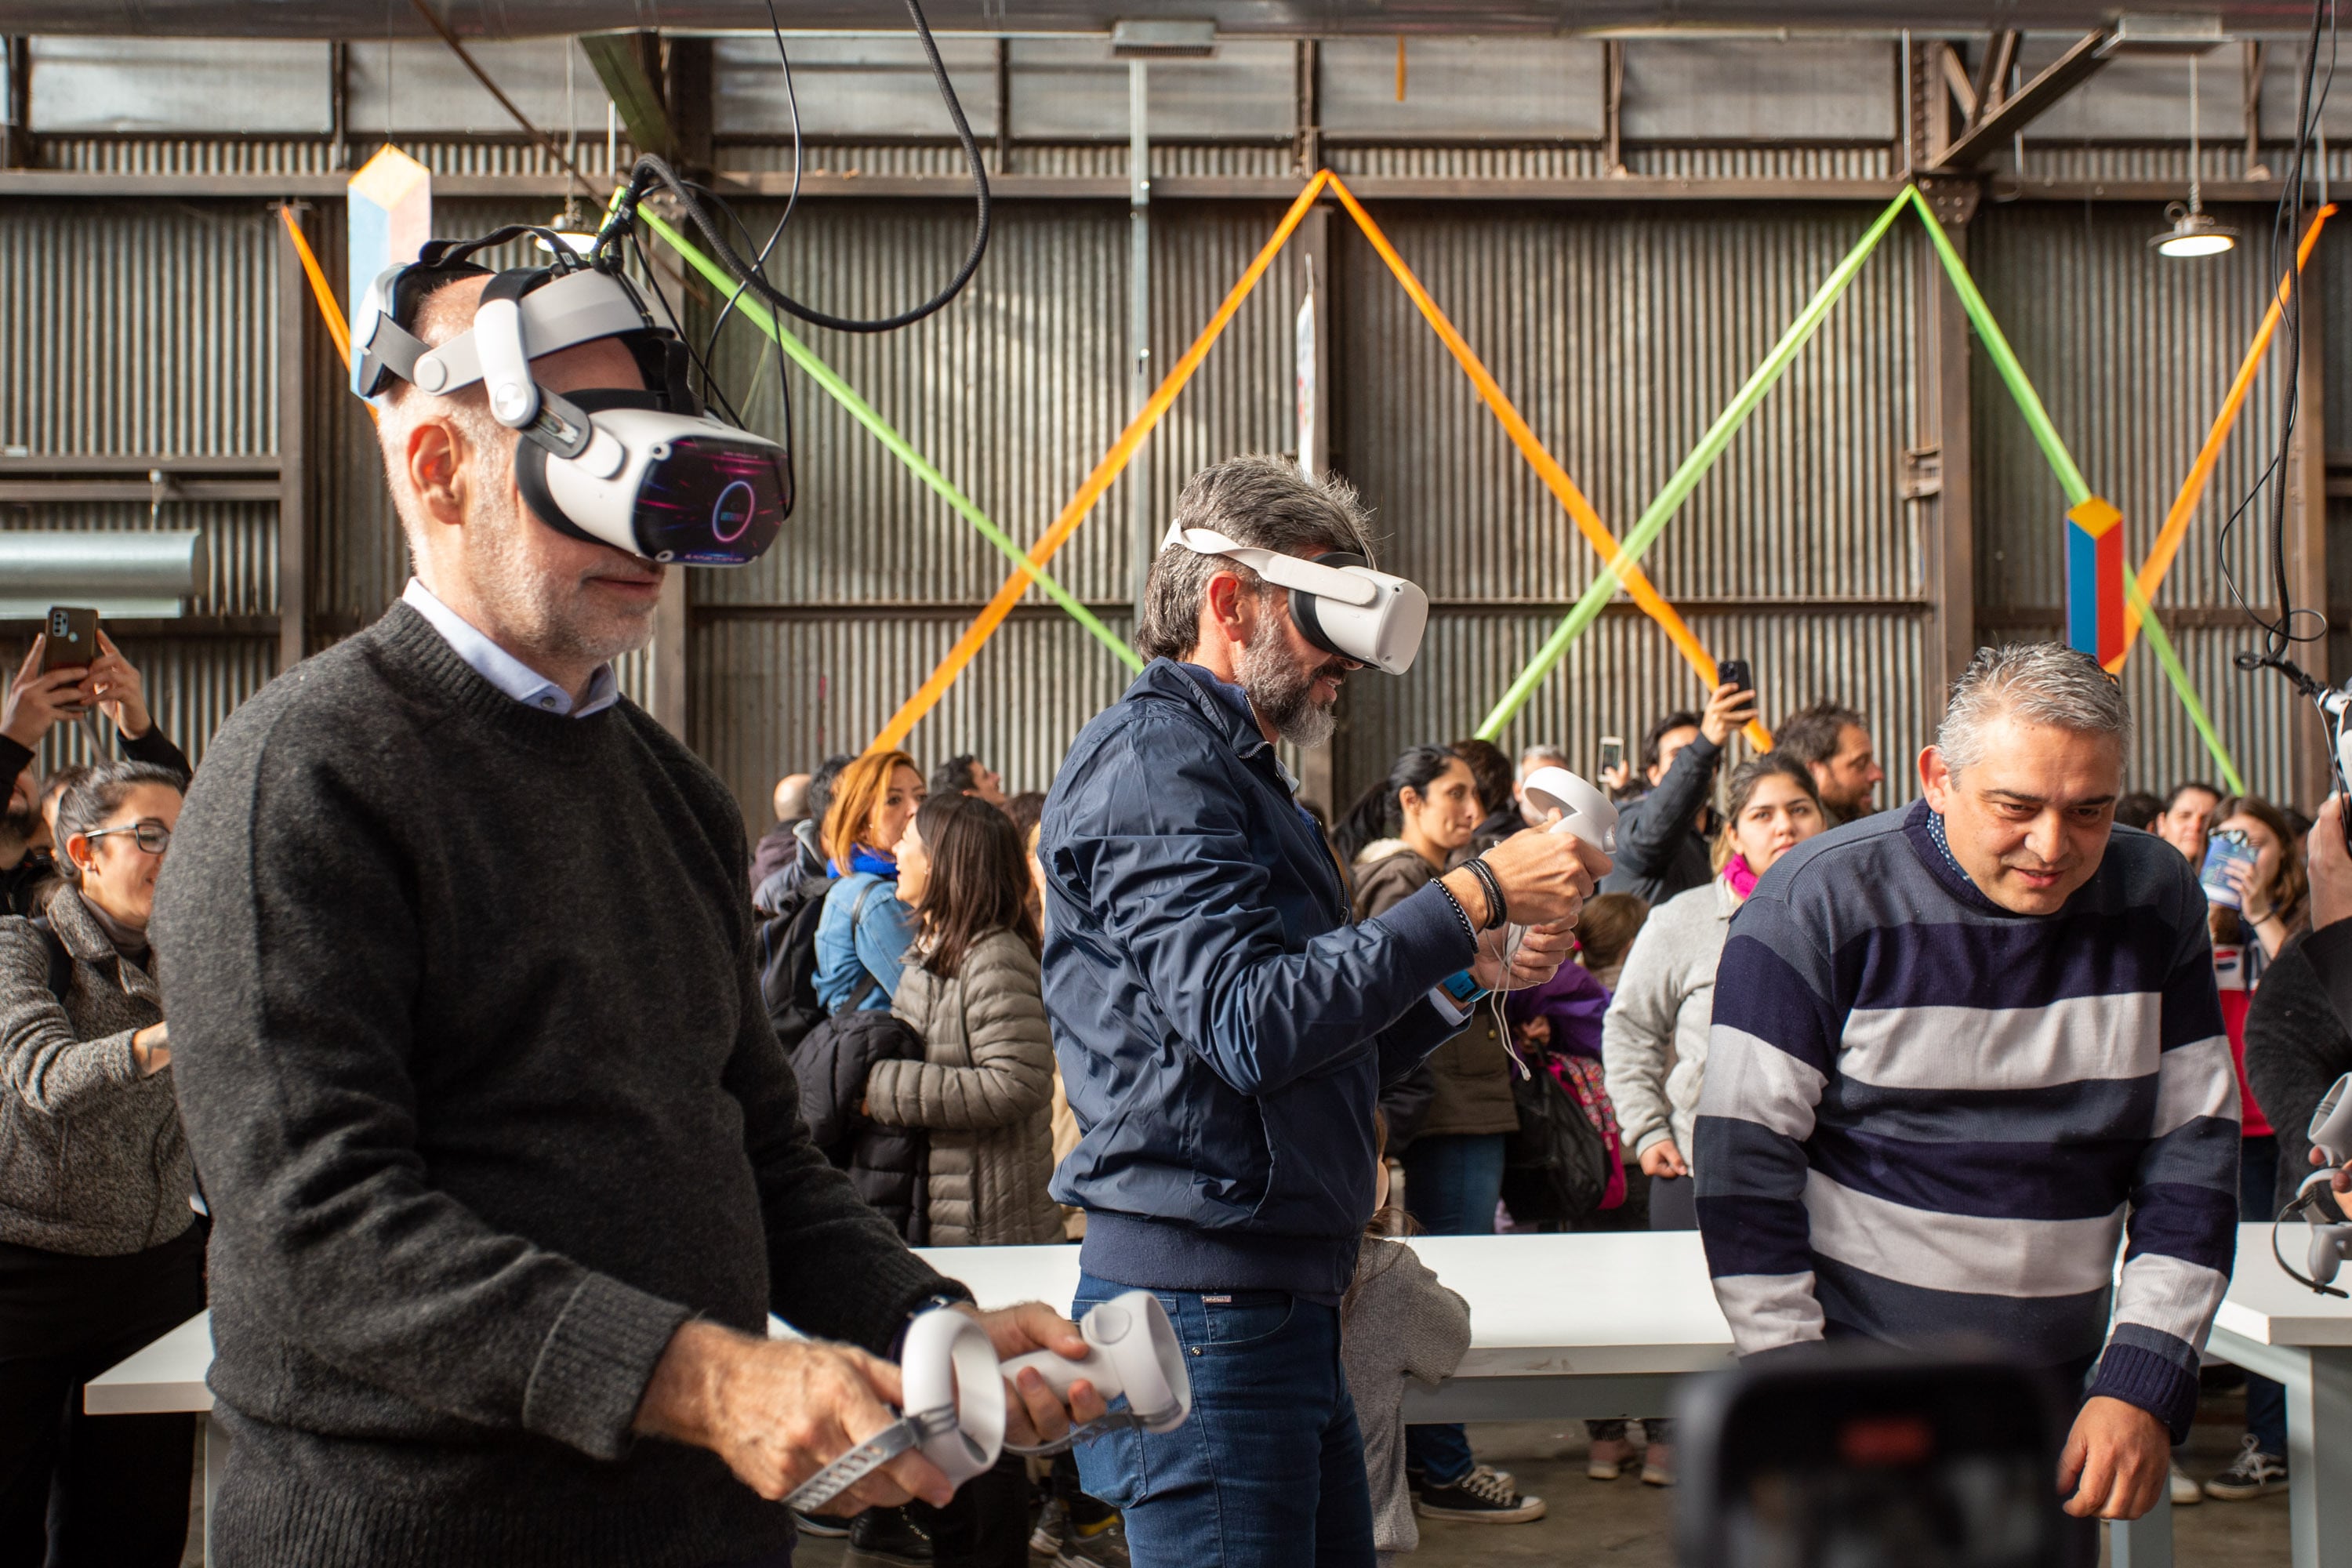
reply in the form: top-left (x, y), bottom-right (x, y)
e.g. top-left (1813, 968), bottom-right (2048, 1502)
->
top-left (1937, 28), bottom-right (2112, 169)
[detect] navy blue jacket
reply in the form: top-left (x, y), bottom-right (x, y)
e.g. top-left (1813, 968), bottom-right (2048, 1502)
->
top-left (1040, 660), bottom-right (1475, 1298)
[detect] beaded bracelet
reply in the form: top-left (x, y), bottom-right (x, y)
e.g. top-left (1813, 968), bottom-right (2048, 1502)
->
top-left (1432, 877), bottom-right (1479, 948)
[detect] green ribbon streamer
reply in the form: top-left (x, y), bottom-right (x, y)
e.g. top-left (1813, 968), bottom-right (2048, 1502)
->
top-left (1904, 187), bottom-right (2241, 790)
top-left (1475, 190), bottom-right (1913, 740)
top-left (638, 208), bottom-right (1143, 675)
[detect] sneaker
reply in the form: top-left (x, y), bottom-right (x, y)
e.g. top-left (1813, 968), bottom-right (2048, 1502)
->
top-left (1642, 1440), bottom-right (1675, 1488)
top-left (1588, 1436), bottom-right (1635, 1480)
top-left (796, 1508), bottom-right (853, 1538)
top-left (844, 1506), bottom-right (935, 1567)
top-left (2170, 1463), bottom-right (2205, 1507)
top-left (1414, 1464), bottom-right (1547, 1523)
top-left (1029, 1496), bottom-right (1069, 1559)
top-left (1057, 1513), bottom-right (1131, 1568)
top-left (2205, 1436), bottom-right (2288, 1501)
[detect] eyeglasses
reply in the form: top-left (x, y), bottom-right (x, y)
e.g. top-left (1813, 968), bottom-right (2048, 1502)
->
top-left (82, 821), bottom-right (172, 855)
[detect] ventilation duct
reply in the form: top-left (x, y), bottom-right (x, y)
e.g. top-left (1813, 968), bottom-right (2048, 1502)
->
top-left (0, 532), bottom-right (209, 619)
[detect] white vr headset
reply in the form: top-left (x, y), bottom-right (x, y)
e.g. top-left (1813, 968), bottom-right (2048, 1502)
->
top-left (1161, 521), bottom-right (1430, 675)
top-left (353, 230), bottom-right (793, 567)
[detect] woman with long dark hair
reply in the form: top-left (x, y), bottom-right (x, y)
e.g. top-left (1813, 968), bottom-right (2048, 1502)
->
top-left (0, 761), bottom-right (200, 1565)
top-left (863, 792), bottom-right (1076, 1566)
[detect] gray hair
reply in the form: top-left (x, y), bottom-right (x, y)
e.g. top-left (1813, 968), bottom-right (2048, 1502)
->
top-left (1133, 456), bottom-right (1377, 663)
top-left (1518, 744), bottom-right (1568, 779)
top-left (1936, 643), bottom-right (2131, 773)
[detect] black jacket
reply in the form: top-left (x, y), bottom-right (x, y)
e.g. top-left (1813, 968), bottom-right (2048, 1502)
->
top-left (1598, 733), bottom-right (1722, 906)
top-left (791, 1007), bottom-right (931, 1243)
top-left (2246, 924), bottom-right (2352, 1211)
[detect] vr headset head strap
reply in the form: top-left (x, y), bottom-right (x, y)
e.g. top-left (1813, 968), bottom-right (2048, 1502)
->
top-left (1160, 523), bottom-right (1381, 608)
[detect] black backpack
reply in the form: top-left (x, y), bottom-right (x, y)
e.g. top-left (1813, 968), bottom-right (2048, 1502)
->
top-left (1499, 1058), bottom-right (1613, 1228)
top-left (756, 880), bottom-right (880, 1054)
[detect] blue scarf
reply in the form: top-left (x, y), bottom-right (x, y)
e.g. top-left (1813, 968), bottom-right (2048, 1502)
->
top-left (829, 847), bottom-right (899, 880)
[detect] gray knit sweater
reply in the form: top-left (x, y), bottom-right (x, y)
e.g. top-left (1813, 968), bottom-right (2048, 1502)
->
top-left (153, 602), bottom-right (959, 1568)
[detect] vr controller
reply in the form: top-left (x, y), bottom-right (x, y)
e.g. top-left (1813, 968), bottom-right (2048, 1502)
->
top-left (2277, 1072), bottom-right (2352, 1296)
top-left (782, 1291), bottom-right (1192, 1514)
top-left (1497, 768), bottom-right (1620, 979)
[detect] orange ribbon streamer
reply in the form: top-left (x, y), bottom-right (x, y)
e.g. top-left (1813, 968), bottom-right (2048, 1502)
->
top-left (872, 171), bottom-right (1756, 753)
top-left (278, 205), bottom-right (354, 368)
top-left (2114, 202), bottom-right (2336, 668)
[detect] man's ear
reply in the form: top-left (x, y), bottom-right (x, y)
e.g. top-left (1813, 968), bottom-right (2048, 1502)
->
top-left (1203, 568), bottom-right (1255, 642)
top-left (1918, 746), bottom-right (1954, 813)
top-left (405, 417), bottom-right (470, 531)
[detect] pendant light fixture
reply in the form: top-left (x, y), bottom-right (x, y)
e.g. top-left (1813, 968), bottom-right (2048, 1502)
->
top-left (2153, 53), bottom-right (2237, 257)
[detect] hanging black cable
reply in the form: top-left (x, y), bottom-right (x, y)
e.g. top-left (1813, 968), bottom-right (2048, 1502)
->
top-left (597, 0), bottom-right (989, 335)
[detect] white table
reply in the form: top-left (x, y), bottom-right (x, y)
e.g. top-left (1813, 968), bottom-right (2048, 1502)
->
top-left (86, 1227), bottom-right (2352, 1568)
top-left (921, 1231), bottom-right (1738, 1422)
top-left (2198, 1222), bottom-right (2352, 1568)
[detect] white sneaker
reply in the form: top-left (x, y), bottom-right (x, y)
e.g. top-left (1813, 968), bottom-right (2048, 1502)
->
top-left (1029, 1496), bottom-right (1068, 1558)
top-left (2169, 1463), bottom-right (2205, 1507)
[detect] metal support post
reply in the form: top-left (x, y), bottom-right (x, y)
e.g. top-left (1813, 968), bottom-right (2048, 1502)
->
top-left (1129, 60), bottom-right (1152, 622)
top-left (2289, 218), bottom-right (2332, 811)
top-left (274, 205), bottom-right (310, 674)
top-left (651, 570), bottom-right (688, 740)
top-left (2, 38), bottom-right (29, 171)
top-left (1294, 203), bottom-right (1335, 815)
top-left (1914, 175), bottom-right (1978, 717)
top-left (993, 38), bottom-right (1012, 174)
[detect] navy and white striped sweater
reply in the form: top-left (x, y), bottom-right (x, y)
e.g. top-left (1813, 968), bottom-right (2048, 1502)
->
top-left (1695, 800), bottom-right (2239, 1439)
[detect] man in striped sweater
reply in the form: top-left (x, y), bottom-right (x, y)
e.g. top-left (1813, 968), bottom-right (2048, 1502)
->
top-left (1697, 643), bottom-right (2238, 1536)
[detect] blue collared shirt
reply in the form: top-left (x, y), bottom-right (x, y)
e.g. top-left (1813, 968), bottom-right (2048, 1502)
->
top-left (401, 578), bottom-right (620, 718)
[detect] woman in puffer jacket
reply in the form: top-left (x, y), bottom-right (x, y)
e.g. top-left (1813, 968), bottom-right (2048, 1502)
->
top-left (865, 792), bottom-right (1065, 1565)
top-left (867, 790), bottom-right (1061, 1247)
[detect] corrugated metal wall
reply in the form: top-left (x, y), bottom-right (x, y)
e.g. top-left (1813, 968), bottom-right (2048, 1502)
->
top-left (11, 30), bottom-right (2349, 829)
top-left (1966, 201), bottom-right (2318, 802)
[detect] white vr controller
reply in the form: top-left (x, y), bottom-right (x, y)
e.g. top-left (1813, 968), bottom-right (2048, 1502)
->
top-left (1497, 768), bottom-right (1620, 981)
top-left (2290, 1073), bottom-right (2352, 1292)
top-left (782, 1291), bottom-right (1192, 1513)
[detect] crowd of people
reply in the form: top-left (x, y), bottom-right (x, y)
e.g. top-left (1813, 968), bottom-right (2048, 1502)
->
top-left (2, 292), bottom-right (2350, 1568)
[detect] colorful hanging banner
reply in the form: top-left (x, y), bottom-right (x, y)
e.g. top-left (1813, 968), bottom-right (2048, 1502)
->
top-left (2065, 495), bottom-right (2125, 666)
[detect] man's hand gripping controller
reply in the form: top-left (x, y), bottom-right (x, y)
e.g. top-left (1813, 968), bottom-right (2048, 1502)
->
top-left (782, 1293), bottom-right (1192, 1513)
top-left (1498, 767), bottom-right (1620, 978)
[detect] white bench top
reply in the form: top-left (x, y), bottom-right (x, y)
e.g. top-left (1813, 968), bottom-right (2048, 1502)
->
top-left (85, 1222), bottom-right (2352, 1414)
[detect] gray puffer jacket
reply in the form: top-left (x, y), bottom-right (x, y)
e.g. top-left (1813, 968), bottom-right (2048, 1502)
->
top-left (873, 927), bottom-right (1062, 1247)
top-left (0, 887), bottom-right (193, 1254)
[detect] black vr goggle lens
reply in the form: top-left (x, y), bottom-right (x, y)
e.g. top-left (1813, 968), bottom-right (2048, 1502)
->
top-left (352, 235), bottom-right (793, 568)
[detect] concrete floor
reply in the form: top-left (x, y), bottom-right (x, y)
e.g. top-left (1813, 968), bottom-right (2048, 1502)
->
top-left (173, 1391), bottom-right (2295, 1565)
top-left (790, 1393), bottom-right (2290, 1568)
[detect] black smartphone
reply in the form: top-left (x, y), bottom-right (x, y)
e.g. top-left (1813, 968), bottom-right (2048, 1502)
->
top-left (40, 607), bottom-right (99, 674)
top-left (1718, 659), bottom-right (1752, 699)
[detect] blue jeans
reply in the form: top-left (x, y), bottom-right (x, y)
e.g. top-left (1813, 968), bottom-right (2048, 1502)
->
top-left (1399, 1134), bottom-right (1504, 1487)
top-left (1069, 1271), bottom-right (1374, 1568)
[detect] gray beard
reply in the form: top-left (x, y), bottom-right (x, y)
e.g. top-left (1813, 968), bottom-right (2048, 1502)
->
top-left (1235, 616), bottom-right (1340, 750)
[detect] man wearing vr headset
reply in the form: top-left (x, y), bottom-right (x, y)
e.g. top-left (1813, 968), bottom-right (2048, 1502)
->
top-left (1037, 456), bottom-right (1610, 1564)
top-left (154, 255), bottom-right (1105, 1568)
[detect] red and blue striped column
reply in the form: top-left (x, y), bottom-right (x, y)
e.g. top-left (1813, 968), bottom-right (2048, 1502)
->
top-left (2065, 496), bottom-right (2125, 667)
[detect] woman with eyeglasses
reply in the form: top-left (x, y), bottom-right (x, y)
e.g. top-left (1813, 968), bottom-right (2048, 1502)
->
top-left (0, 760), bottom-right (201, 1566)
